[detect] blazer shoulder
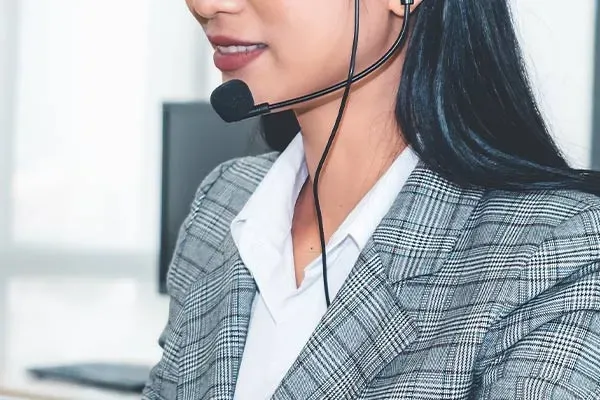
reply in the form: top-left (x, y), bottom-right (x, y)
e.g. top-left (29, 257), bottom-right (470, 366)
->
top-left (474, 192), bottom-right (600, 398)
top-left (194, 151), bottom-right (279, 198)
top-left (463, 188), bottom-right (600, 278)
top-left (478, 187), bottom-right (600, 235)
top-left (523, 189), bottom-right (600, 264)
top-left (165, 152), bottom-right (278, 300)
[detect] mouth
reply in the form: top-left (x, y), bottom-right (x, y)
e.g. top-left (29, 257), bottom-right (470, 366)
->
top-left (208, 35), bottom-right (267, 51)
top-left (215, 43), bottom-right (268, 55)
top-left (208, 36), bottom-right (268, 72)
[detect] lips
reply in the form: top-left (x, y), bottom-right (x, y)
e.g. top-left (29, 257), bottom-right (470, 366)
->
top-left (215, 43), bottom-right (266, 54)
top-left (208, 35), bottom-right (267, 72)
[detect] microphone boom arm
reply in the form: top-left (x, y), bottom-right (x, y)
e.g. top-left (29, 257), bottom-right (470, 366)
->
top-left (256, 5), bottom-right (412, 116)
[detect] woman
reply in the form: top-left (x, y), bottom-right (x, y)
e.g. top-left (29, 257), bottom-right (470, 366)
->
top-left (144, 0), bottom-right (600, 399)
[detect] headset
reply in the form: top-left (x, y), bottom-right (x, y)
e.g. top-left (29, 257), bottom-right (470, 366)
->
top-left (210, 0), bottom-right (415, 308)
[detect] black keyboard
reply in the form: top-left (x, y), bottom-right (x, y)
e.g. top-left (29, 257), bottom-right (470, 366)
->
top-left (27, 362), bottom-right (152, 393)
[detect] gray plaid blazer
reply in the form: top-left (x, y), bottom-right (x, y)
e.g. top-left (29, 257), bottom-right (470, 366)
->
top-left (143, 153), bottom-right (600, 400)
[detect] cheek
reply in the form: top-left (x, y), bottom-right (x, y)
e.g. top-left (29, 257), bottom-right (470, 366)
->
top-left (254, 8), bottom-right (355, 103)
top-left (245, 1), bottom-right (392, 106)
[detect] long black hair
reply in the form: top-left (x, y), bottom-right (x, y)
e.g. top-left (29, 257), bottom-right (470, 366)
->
top-left (260, 0), bottom-right (600, 195)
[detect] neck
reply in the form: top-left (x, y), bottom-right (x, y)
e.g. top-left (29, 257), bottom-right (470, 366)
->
top-left (294, 65), bottom-right (407, 228)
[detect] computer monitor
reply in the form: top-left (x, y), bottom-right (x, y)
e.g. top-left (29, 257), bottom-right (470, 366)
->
top-left (159, 102), bottom-right (270, 293)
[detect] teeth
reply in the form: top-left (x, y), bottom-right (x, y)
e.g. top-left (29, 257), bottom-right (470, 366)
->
top-left (217, 44), bottom-right (264, 54)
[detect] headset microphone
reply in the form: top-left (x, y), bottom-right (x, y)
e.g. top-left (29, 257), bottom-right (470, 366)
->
top-left (211, 0), bottom-right (414, 308)
top-left (210, 0), bottom-right (414, 123)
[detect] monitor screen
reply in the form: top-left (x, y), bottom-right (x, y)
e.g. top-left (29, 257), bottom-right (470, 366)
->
top-left (159, 102), bottom-right (270, 293)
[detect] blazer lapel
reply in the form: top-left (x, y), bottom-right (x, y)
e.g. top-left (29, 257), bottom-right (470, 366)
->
top-left (372, 162), bottom-right (485, 283)
top-left (271, 162), bottom-right (484, 400)
top-left (179, 234), bottom-right (257, 400)
top-left (271, 243), bottom-right (418, 400)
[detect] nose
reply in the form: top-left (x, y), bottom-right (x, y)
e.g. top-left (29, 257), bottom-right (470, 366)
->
top-left (189, 0), bottom-right (244, 20)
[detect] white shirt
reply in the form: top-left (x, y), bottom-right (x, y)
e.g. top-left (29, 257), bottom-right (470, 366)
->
top-left (231, 133), bottom-right (419, 400)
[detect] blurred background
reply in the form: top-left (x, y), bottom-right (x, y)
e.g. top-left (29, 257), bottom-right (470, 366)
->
top-left (0, 0), bottom-right (599, 398)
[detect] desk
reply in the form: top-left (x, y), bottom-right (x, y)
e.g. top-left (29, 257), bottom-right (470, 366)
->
top-left (0, 387), bottom-right (68, 400)
top-left (0, 374), bottom-right (141, 400)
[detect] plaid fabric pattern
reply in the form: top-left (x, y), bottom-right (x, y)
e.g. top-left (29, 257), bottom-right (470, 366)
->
top-left (143, 153), bottom-right (600, 400)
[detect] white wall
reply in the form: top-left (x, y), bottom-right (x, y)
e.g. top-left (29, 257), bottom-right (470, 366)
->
top-left (9, 0), bottom-right (211, 259)
top-left (0, 0), bottom-right (18, 254)
top-left (141, 0), bottom-right (217, 255)
top-left (0, 0), bottom-right (18, 371)
top-left (513, 0), bottom-right (597, 168)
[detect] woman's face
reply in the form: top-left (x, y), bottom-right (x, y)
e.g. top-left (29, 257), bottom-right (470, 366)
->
top-left (186, 0), bottom-right (408, 108)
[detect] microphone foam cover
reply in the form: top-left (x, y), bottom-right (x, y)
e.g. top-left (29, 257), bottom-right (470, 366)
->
top-left (210, 79), bottom-right (255, 123)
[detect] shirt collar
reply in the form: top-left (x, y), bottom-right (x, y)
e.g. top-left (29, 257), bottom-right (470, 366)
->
top-left (231, 132), bottom-right (305, 256)
top-left (339, 145), bottom-right (420, 250)
top-left (230, 133), bottom-right (420, 270)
